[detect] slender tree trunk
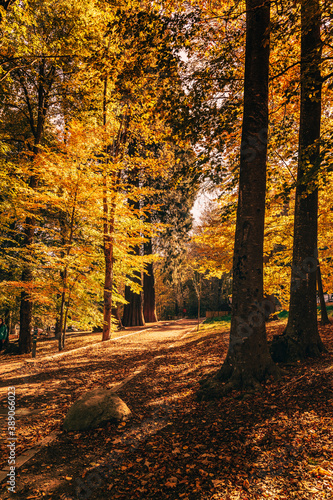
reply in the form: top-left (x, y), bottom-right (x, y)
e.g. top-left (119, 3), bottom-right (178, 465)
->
top-left (199, 0), bottom-right (277, 399)
top-left (102, 193), bottom-right (115, 340)
top-left (198, 295), bottom-right (201, 330)
top-left (18, 61), bottom-right (55, 353)
top-left (102, 76), bottom-right (112, 341)
top-left (4, 309), bottom-right (11, 348)
top-left (58, 190), bottom-right (78, 351)
top-left (103, 230), bottom-right (115, 340)
top-left (143, 238), bottom-right (158, 323)
top-left (19, 208), bottom-right (35, 354)
top-left (317, 263), bottom-right (330, 325)
top-left (58, 275), bottom-right (66, 351)
top-left (62, 301), bottom-right (71, 348)
top-left (270, 0), bottom-right (326, 362)
top-left (101, 78), bottom-right (128, 340)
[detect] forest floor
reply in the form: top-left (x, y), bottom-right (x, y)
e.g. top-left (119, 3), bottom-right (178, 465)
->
top-left (0, 317), bottom-right (332, 500)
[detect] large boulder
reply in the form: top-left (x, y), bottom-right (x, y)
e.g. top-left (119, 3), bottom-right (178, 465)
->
top-left (63, 388), bottom-right (131, 431)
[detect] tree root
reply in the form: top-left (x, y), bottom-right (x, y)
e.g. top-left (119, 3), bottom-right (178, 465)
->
top-left (197, 361), bottom-right (280, 402)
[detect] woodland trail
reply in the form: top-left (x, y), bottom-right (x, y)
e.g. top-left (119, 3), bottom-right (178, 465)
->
top-left (0, 319), bottom-right (204, 479)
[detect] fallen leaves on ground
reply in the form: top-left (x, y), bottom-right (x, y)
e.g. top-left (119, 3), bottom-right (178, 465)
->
top-left (0, 319), bottom-right (332, 499)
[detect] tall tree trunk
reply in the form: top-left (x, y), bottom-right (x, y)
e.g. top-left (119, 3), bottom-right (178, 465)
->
top-left (19, 189), bottom-right (36, 354)
top-left (102, 193), bottom-right (115, 340)
top-left (199, 0), bottom-right (277, 399)
top-left (122, 164), bottom-right (145, 328)
top-left (143, 238), bottom-right (158, 323)
top-left (102, 76), bottom-right (112, 341)
top-left (58, 272), bottom-right (66, 351)
top-left (122, 281), bottom-right (145, 327)
top-left (58, 190), bottom-right (78, 350)
top-left (122, 242), bottom-right (145, 327)
top-left (18, 61), bottom-right (55, 353)
top-left (270, 0), bottom-right (326, 362)
top-left (317, 262), bottom-right (330, 325)
top-left (19, 293), bottom-right (32, 353)
top-left (197, 294), bottom-right (201, 330)
top-left (101, 78), bottom-right (128, 340)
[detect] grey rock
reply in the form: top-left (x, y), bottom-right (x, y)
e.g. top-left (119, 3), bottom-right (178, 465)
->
top-left (63, 388), bottom-right (131, 431)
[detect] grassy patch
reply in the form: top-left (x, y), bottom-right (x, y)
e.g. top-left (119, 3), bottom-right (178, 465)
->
top-left (278, 309), bottom-right (289, 319)
top-left (199, 316), bottom-right (231, 334)
top-left (203, 315), bottom-right (231, 324)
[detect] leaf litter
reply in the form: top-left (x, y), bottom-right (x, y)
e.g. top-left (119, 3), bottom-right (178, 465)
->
top-left (0, 319), bottom-right (332, 499)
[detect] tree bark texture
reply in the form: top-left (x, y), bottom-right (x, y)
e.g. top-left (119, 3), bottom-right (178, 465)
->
top-left (199, 0), bottom-right (276, 398)
top-left (270, 0), bottom-right (326, 362)
top-left (143, 238), bottom-right (158, 323)
top-left (102, 76), bottom-right (116, 341)
top-left (122, 268), bottom-right (145, 328)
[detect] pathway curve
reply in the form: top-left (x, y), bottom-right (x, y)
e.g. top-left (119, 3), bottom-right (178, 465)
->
top-left (0, 318), bottom-right (203, 485)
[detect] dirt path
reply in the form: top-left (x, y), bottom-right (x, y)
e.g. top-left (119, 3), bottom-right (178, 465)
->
top-left (0, 319), bottom-right (196, 376)
top-left (0, 319), bottom-right (202, 477)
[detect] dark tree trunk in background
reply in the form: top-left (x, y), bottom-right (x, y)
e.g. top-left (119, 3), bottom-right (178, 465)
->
top-left (122, 260), bottom-right (145, 328)
top-left (270, 0), bottom-right (326, 362)
top-left (143, 238), bottom-right (158, 323)
top-left (4, 309), bottom-right (11, 349)
top-left (198, 0), bottom-right (277, 399)
top-left (19, 268), bottom-right (32, 353)
top-left (122, 191), bottom-right (145, 327)
top-left (317, 263), bottom-right (330, 325)
top-left (19, 205), bottom-right (35, 354)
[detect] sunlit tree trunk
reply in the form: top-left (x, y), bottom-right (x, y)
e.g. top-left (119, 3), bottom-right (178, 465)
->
top-left (102, 77), bottom-right (112, 341)
top-left (102, 181), bottom-right (115, 341)
top-left (102, 77), bottom-right (129, 340)
top-left (199, 0), bottom-right (277, 399)
top-left (270, 0), bottom-right (326, 361)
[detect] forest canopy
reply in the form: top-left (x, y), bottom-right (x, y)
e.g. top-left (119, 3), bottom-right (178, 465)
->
top-left (0, 0), bottom-right (332, 367)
